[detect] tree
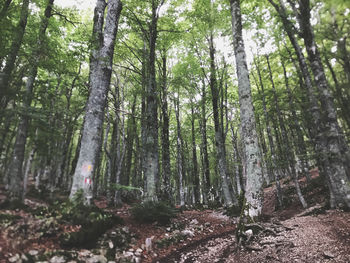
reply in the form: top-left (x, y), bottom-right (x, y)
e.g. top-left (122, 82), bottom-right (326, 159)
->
top-left (229, 0), bottom-right (264, 218)
top-left (69, 0), bottom-right (123, 204)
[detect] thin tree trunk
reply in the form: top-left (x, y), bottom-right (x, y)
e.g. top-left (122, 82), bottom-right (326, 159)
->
top-left (200, 81), bottom-right (211, 204)
top-left (70, 0), bottom-right (122, 205)
top-left (143, 0), bottom-right (163, 201)
top-left (191, 102), bottom-right (200, 204)
top-left (208, 33), bottom-right (234, 206)
top-left (0, 0), bottom-right (29, 108)
top-left (254, 58), bottom-right (283, 208)
top-left (174, 96), bottom-right (185, 206)
top-left (7, 0), bottom-right (54, 202)
top-left (160, 53), bottom-right (171, 202)
top-left (230, 0), bottom-right (263, 218)
top-left (266, 55), bottom-right (307, 208)
top-left (280, 55), bottom-right (310, 182)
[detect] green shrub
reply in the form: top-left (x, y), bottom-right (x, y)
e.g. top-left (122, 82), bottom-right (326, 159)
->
top-left (131, 201), bottom-right (178, 225)
top-left (0, 213), bottom-right (22, 225)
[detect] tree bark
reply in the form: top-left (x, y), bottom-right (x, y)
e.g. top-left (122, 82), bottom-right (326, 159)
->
top-left (254, 58), bottom-right (283, 208)
top-left (143, 0), bottom-right (162, 201)
top-left (160, 53), bottom-right (172, 201)
top-left (266, 55), bottom-right (307, 208)
top-left (298, 0), bottom-right (350, 208)
top-left (7, 0), bottom-right (54, 202)
top-left (191, 102), bottom-right (200, 204)
top-left (69, 0), bottom-right (122, 205)
top-left (208, 33), bottom-right (234, 206)
top-left (0, 0), bottom-right (29, 108)
top-left (230, 0), bottom-right (264, 218)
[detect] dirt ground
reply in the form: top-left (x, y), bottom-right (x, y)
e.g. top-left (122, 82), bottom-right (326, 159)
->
top-left (1, 173), bottom-right (350, 263)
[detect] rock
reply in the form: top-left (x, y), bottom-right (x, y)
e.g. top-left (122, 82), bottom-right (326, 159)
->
top-left (108, 241), bottom-right (114, 249)
top-left (134, 248), bottom-right (143, 257)
top-left (122, 251), bottom-right (134, 260)
top-left (323, 251), bottom-right (335, 259)
top-left (134, 257), bottom-right (141, 263)
top-left (190, 219), bottom-right (199, 225)
top-left (50, 256), bottom-right (66, 263)
top-left (9, 254), bottom-right (20, 263)
top-left (166, 227), bottom-right (171, 232)
top-left (21, 254), bottom-right (29, 261)
top-left (28, 250), bottom-right (39, 256)
top-left (122, 227), bottom-right (130, 233)
top-left (204, 222), bottom-right (211, 227)
top-left (145, 236), bottom-right (154, 252)
top-left (181, 229), bottom-right (195, 237)
top-left (245, 229), bottom-right (253, 237)
top-left (86, 255), bottom-right (107, 263)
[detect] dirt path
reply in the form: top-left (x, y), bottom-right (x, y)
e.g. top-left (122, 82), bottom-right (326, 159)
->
top-left (154, 207), bottom-right (350, 263)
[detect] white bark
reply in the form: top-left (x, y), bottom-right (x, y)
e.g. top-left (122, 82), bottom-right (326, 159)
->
top-left (230, 0), bottom-right (264, 218)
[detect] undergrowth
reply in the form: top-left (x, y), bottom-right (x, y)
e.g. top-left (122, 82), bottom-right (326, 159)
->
top-left (131, 201), bottom-right (178, 225)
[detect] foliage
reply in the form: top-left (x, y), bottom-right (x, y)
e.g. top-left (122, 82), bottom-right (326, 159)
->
top-left (131, 201), bottom-right (178, 226)
top-left (31, 190), bottom-right (123, 248)
top-left (0, 213), bottom-right (22, 225)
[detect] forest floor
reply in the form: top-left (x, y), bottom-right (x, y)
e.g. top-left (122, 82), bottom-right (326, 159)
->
top-left (0, 171), bottom-right (350, 263)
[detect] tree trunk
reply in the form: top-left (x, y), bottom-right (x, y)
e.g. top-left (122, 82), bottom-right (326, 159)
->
top-left (208, 33), bottom-right (234, 206)
top-left (191, 102), bottom-right (200, 204)
top-left (0, 0), bottom-right (29, 108)
top-left (266, 55), bottom-right (307, 208)
top-left (298, 0), bottom-right (350, 208)
top-left (254, 58), bottom-right (283, 208)
top-left (69, 0), bottom-right (122, 205)
top-left (174, 96), bottom-right (185, 206)
top-left (230, 0), bottom-right (264, 218)
top-left (7, 0), bottom-right (54, 202)
top-left (280, 55), bottom-right (310, 182)
top-left (200, 81), bottom-right (211, 204)
top-left (160, 53), bottom-right (171, 202)
top-left (143, 0), bottom-right (161, 201)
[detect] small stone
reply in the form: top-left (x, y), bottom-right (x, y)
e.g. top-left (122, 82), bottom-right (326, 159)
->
top-left (28, 250), bottom-right (39, 256)
top-left (145, 237), bottom-right (154, 252)
top-left (181, 229), bottom-right (195, 237)
top-left (136, 248), bottom-right (143, 254)
top-left (323, 251), bottom-right (335, 259)
top-left (9, 254), bottom-right (20, 263)
top-left (245, 229), bottom-right (253, 237)
top-left (122, 227), bottom-right (130, 233)
top-left (204, 222), bottom-right (211, 227)
top-left (123, 251), bottom-right (134, 260)
top-left (134, 257), bottom-right (141, 263)
top-left (108, 241), bottom-right (114, 249)
top-left (190, 219), bottom-right (199, 225)
top-left (21, 254), bottom-right (28, 261)
top-left (50, 256), bottom-right (66, 263)
top-left (128, 248), bottom-right (134, 252)
top-left (87, 255), bottom-right (107, 263)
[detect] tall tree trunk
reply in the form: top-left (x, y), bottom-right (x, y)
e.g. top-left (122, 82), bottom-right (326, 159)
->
top-left (160, 53), bottom-right (171, 202)
top-left (191, 102), bottom-right (200, 204)
top-left (0, 0), bottom-right (29, 108)
top-left (266, 55), bottom-right (307, 208)
top-left (174, 96), bottom-right (185, 206)
top-left (208, 33), bottom-right (234, 206)
top-left (280, 55), bottom-right (310, 182)
top-left (143, 0), bottom-right (162, 201)
top-left (254, 58), bottom-right (283, 208)
top-left (69, 0), bottom-right (122, 205)
top-left (230, 0), bottom-right (264, 218)
top-left (7, 0), bottom-right (54, 202)
top-left (200, 81), bottom-right (211, 204)
top-left (298, 0), bottom-right (350, 208)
